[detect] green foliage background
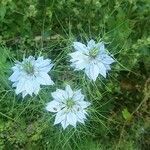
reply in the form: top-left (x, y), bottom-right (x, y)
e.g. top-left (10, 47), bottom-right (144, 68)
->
top-left (0, 0), bottom-right (149, 149)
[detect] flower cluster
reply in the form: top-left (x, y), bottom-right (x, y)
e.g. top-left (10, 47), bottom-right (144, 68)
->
top-left (9, 56), bottom-right (54, 98)
top-left (69, 40), bottom-right (115, 81)
top-left (46, 85), bottom-right (90, 129)
top-left (9, 39), bottom-right (115, 129)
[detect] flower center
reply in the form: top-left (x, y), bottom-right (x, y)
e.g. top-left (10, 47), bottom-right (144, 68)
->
top-left (89, 47), bottom-right (99, 58)
top-left (66, 98), bottom-right (75, 109)
top-left (23, 61), bottom-right (35, 75)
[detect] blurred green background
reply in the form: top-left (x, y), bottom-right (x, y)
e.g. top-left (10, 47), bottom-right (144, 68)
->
top-left (0, 0), bottom-right (149, 149)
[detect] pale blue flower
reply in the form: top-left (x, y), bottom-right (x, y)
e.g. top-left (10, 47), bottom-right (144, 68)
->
top-left (9, 56), bottom-right (54, 98)
top-left (46, 85), bottom-right (91, 129)
top-left (69, 39), bottom-right (115, 81)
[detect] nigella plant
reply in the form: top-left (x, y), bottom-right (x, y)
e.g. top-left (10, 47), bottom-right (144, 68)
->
top-left (69, 39), bottom-right (115, 81)
top-left (46, 85), bottom-right (91, 129)
top-left (9, 56), bottom-right (54, 98)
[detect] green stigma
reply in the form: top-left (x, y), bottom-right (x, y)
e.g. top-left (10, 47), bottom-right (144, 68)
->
top-left (23, 61), bottom-right (35, 75)
top-left (89, 47), bottom-right (99, 58)
top-left (66, 98), bottom-right (75, 109)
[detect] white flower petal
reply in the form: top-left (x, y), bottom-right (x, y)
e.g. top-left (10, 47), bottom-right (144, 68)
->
top-left (100, 54), bottom-right (115, 65)
top-left (78, 101), bottom-right (91, 108)
top-left (9, 71), bottom-right (21, 82)
top-left (105, 64), bottom-right (111, 71)
top-left (87, 39), bottom-right (95, 50)
top-left (35, 57), bottom-right (53, 72)
top-left (66, 112), bottom-right (77, 127)
top-left (12, 83), bottom-right (16, 88)
top-left (32, 80), bottom-right (40, 95)
top-left (96, 42), bottom-right (105, 53)
top-left (27, 56), bottom-right (35, 62)
top-left (73, 90), bottom-right (84, 101)
top-left (97, 62), bottom-right (107, 78)
top-left (24, 78), bottom-right (35, 95)
top-left (69, 51), bottom-right (89, 70)
top-left (69, 51), bottom-right (83, 59)
top-left (70, 61), bottom-right (88, 71)
top-left (61, 118), bottom-right (70, 129)
top-left (36, 72), bottom-right (54, 85)
top-left (85, 62), bottom-right (100, 81)
top-left (46, 101), bottom-right (62, 112)
top-left (39, 64), bottom-right (53, 73)
top-left (51, 91), bottom-right (63, 101)
top-left (71, 60), bottom-right (89, 70)
top-left (73, 42), bottom-right (87, 53)
top-left (15, 78), bottom-right (26, 95)
top-left (77, 118), bottom-right (85, 124)
top-left (76, 111), bottom-right (87, 123)
top-left (22, 91), bottom-right (28, 98)
top-left (54, 109), bottom-right (66, 125)
top-left (12, 64), bottom-right (20, 72)
top-left (65, 85), bottom-right (73, 98)
top-left (51, 89), bottom-right (68, 102)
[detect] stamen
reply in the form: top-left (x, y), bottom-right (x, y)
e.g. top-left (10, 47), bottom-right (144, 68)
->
top-left (23, 61), bottom-right (35, 75)
top-left (66, 98), bottom-right (75, 109)
top-left (89, 47), bottom-right (99, 58)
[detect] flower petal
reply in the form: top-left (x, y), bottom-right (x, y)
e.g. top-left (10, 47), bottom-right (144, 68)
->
top-left (32, 80), bottom-right (40, 95)
top-left (87, 39), bottom-right (95, 50)
top-left (78, 101), bottom-right (91, 108)
top-left (54, 109), bottom-right (66, 125)
top-left (105, 64), bottom-right (111, 71)
top-left (9, 71), bottom-right (21, 82)
top-left (69, 51), bottom-right (89, 70)
top-left (70, 60), bottom-right (88, 71)
top-left (35, 57), bottom-right (53, 73)
top-left (65, 85), bottom-right (73, 98)
top-left (22, 91), bottom-right (28, 98)
top-left (61, 118), bottom-right (69, 129)
top-left (12, 82), bottom-right (18, 87)
top-left (15, 78), bottom-right (26, 95)
top-left (66, 112), bottom-right (77, 127)
top-left (51, 89), bottom-right (68, 102)
top-left (96, 42), bottom-right (105, 53)
top-left (46, 101), bottom-right (62, 112)
top-left (36, 72), bottom-right (54, 85)
top-left (73, 42), bottom-right (87, 53)
top-left (97, 62), bottom-right (107, 78)
top-left (73, 90), bottom-right (84, 101)
top-left (69, 51), bottom-right (83, 59)
top-left (76, 111), bottom-right (87, 123)
top-left (39, 64), bottom-right (54, 73)
top-left (85, 62), bottom-right (100, 81)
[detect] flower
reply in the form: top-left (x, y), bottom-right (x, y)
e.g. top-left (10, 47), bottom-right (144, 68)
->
top-left (69, 39), bottom-right (115, 81)
top-left (46, 85), bottom-right (91, 129)
top-left (9, 56), bottom-right (54, 98)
